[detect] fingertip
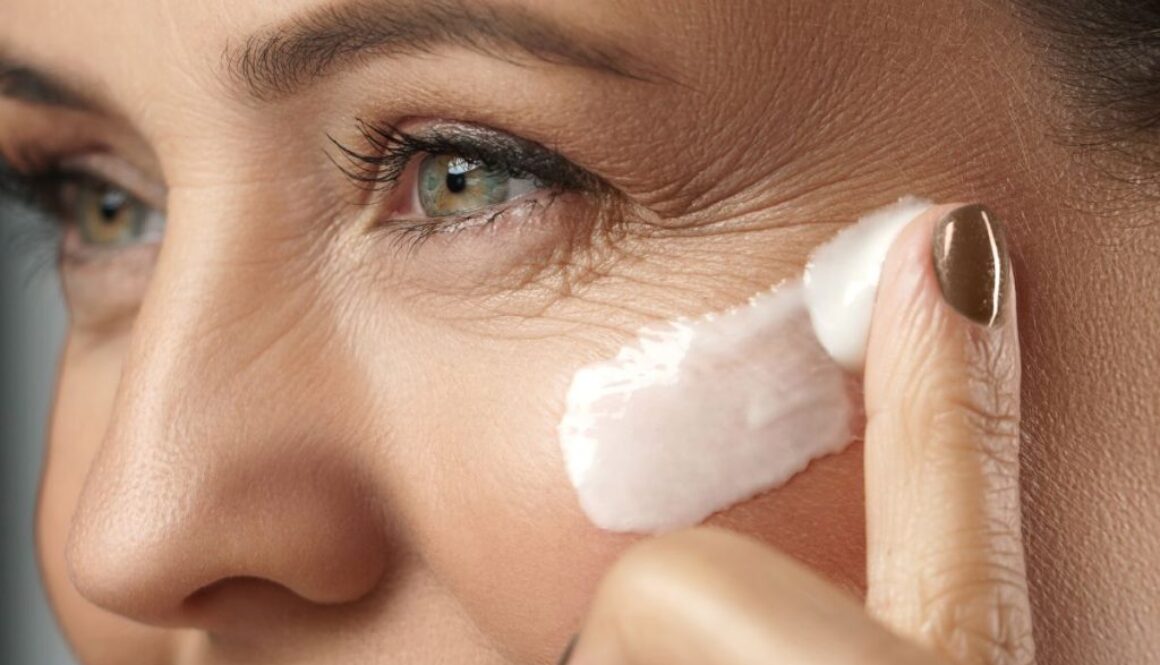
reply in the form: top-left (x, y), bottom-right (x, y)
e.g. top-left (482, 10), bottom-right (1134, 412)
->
top-left (864, 202), bottom-right (1019, 411)
top-left (862, 201), bottom-right (1031, 663)
top-left (863, 202), bottom-right (964, 413)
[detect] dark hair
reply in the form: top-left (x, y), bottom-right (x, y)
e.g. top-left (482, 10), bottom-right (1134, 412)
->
top-left (1020, 1), bottom-right (1160, 176)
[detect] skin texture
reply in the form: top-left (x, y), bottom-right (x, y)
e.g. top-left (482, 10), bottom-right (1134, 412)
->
top-left (569, 204), bottom-right (1031, 665)
top-left (0, 1), bottom-right (1156, 664)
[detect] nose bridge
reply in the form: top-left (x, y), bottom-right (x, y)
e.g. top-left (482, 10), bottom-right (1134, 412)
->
top-left (66, 189), bottom-right (388, 625)
top-left (126, 190), bottom-right (323, 421)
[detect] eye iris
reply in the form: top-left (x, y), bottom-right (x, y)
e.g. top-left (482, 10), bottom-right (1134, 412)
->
top-left (418, 154), bottom-right (512, 217)
top-left (76, 181), bottom-right (143, 247)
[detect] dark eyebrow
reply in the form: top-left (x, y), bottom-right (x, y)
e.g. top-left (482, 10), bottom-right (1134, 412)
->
top-left (0, 58), bottom-right (91, 110)
top-left (225, 0), bottom-right (663, 100)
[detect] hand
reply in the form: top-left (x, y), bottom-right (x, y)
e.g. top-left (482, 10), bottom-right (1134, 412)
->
top-left (561, 203), bottom-right (1033, 665)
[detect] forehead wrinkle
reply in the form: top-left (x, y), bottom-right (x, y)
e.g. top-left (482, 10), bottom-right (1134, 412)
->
top-left (220, 0), bottom-right (667, 102)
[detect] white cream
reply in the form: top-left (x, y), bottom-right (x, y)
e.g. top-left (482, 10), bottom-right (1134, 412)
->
top-left (558, 198), bottom-right (933, 533)
top-left (803, 197), bottom-right (931, 372)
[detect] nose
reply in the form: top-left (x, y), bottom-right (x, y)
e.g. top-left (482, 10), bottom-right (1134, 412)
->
top-left (65, 191), bottom-right (390, 627)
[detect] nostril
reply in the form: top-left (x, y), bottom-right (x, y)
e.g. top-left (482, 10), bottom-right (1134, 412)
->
top-left (185, 571), bottom-right (384, 618)
top-left (66, 502), bottom-right (391, 627)
top-left (67, 513), bottom-right (390, 630)
top-left (63, 451), bottom-right (393, 630)
top-left (182, 577), bottom-right (320, 633)
top-left (186, 577), bottom-right (275, 607)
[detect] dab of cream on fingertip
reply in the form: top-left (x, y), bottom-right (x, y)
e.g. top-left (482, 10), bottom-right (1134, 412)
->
top-left (803, 196), bottom-right (932, 372)
top-left (557, 197), bottom-right (934, 534)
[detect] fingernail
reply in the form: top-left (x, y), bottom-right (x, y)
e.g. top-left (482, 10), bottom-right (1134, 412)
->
top-left (932, 204), bottom-right (1010, 326)
top-left (557, 634), bottom-right (578, 665)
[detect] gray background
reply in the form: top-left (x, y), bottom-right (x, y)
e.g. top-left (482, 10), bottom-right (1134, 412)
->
top-left (2, 205), bottom-right (79, 664)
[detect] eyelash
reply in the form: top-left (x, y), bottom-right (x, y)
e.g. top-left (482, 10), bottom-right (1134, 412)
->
top-left (0, 121), bottom-right (603, 265)
top-left (332, 120), bottom-right (596, 188)
top-left (330, 119), bottom-right (600, 200)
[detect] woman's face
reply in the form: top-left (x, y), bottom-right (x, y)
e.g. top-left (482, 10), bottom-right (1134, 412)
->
top-left (4, 1), bottom-right (1157, 664)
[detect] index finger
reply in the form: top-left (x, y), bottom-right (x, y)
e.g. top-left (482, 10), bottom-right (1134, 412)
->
top-left (862, 203), bottom-right (1034, 665)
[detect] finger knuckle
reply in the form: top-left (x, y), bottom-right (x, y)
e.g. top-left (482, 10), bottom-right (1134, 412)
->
top-left (870, 318), bottom-right (1022, 458)
top-left (600, 532), bottom-right (684, 599)
top-left (904, 358), bottom-right (1022, 469)
top-left (599, 528), bottom-right (748, 614)
top-left (918, 563), bottom-right (1035, 665)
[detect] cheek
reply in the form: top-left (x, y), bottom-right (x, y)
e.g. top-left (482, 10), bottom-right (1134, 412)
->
top-left (38, 336), bottom-right (172, 665)
top-left (707, 444), bottom-right (867, 595)
top-left (384, 332), bottom-right (634, 663)
top-left (391, 318), bottom-right (865, 663)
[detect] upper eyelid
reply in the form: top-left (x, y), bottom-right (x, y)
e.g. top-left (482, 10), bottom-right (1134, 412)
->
top-left (416, 122), bottom-right (604, 190)
top-left (58, 153), bottom-right (167, 211)
top-left (327, 120), bottom-right (603, 193)
top-left (0, 150), bottom-right (165, 217)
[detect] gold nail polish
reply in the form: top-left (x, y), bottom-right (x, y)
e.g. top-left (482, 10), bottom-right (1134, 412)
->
top-left (932, 204), bottom-right (1010, 326)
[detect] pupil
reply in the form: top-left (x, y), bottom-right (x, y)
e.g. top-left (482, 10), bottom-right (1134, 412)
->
top-left (99, 190), bottom-right (126, 223)
top-left (445, 171), bottom-right (468, 194)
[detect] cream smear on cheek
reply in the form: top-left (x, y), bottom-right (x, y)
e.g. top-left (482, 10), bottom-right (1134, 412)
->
top-left (558, 198), bottom-right (932, 533)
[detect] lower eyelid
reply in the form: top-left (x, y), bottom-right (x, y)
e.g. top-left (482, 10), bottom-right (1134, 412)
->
top-left (59, 240), bottom-right (159, 331)
top-left (378, 189), bottom-right (593, 259)
top-left (383, 195), bottom-right (638, 333)
top-left (381, 194), bottom-right (548, 253)
top-left (408, 184), bottom-right (579, 231)
top-left (61, 218), bottom-right (164, 264)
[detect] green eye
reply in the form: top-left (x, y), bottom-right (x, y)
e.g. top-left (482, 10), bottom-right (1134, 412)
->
top-left (70, 179), bottom-right (164, 248)
top-left (417, 154), bottom-right (537, 218)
